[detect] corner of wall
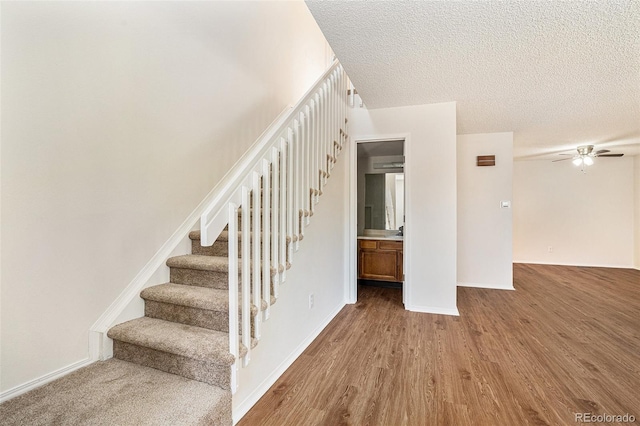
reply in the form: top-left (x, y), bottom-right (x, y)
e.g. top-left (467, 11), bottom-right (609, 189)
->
top-left (635, 155), bottom-right (640, 270)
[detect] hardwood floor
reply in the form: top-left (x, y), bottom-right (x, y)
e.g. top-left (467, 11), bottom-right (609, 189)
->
top-left (239, 264), bottom-right (640, 425)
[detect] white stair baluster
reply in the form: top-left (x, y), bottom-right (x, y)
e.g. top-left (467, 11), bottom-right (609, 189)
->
top-left (287, 126), bottom-right (296, 258)
top-left (279, 137), bottom-right (287, 283)
top-left (227, 202), bottom-right (239, 393)
top-left (271, 147), bottom-right (280, 297)
top-left (262, 159), bottom-right (271, 320)
top-left (241, 185), bottom-right (251, 366)
top-left (310, 98), bottom-right (318, 215)
top-left (319, 86), bottom-right (326, 189)
top-left (251, 171), bottom-right (262, 340)
top-left (300, 108), bottom-right (310, 232)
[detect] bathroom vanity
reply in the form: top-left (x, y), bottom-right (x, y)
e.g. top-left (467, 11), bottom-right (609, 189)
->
top-left (357, 236), bottom-right (404, 283)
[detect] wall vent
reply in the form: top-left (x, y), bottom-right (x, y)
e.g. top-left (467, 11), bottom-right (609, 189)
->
top-left (477, 155), bottom-right (496, 166)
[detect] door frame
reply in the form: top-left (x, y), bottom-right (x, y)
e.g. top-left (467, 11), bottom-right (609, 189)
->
top-left (347, 133), bottom-right (411, 306)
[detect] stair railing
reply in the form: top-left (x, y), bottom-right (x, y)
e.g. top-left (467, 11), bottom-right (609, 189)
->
top-left (199, 61), bottom-right (350, 393)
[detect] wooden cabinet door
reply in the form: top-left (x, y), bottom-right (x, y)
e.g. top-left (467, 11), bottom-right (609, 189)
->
top-left (397, 250), bottom-right (403, 281)
top-left (359, 249), bottom-right (398, 281)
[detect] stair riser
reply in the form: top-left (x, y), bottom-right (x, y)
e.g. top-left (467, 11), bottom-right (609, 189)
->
top-left (145, 301), bottom-right (228, 332)
top-left (170, 268), bottom-right (229, 289)
top-left (236, 214), bottom-right (264, 228)
top-left (222, 212), bottom-right (267, 231)
top-left (144, 301), bottom-right (256, 336)
top-left (192, 240), bottom-right (260, 257)
top-left (169, 267), bottom-right (273, 288)
top-left (191, 241), bottom-right (228, 257)
top-left (113, 341), bottom-right (230, 389)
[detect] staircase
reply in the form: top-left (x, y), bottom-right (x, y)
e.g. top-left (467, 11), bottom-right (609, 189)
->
top-left (104, 62), bottom-right (350, 424)
top-left (106, 224), bottom-right (274, 390)
top-left (107, 244), bottom-right (242, 390)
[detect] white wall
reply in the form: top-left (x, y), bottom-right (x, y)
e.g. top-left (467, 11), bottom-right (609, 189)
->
top-left (350, 102), bottom-right (458, 315)
top-left (457, 133), bottom-right (513, 290)
top-left (513, 158), bottom-right (635, 267)
top-left (1, 1), bottom-right (331, 393)
top-left (233, 138), bottom-right (348, 422)
top-left (635, 156), bottom-right (640, 269)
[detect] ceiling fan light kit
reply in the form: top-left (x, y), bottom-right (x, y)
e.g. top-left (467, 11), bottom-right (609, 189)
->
top-left (553, 144), bottom-right (624, 172)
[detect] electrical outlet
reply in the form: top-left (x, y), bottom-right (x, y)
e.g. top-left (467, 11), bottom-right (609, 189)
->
top-left (548, 246), bottom-right (553, 253)
top-left (309, 294), bottom-right (314, 309)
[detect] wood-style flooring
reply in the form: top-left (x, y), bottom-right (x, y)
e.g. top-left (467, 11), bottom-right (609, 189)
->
top-left (239, 264), bottom-right (640, 425)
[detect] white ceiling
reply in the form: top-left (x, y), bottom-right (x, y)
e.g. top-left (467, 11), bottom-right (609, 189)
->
top-left (306, 1), bottom-right (640, 159)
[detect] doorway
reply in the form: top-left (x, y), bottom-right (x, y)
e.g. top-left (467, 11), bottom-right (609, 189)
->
top-left (348, 137), bottom-right (407, 305)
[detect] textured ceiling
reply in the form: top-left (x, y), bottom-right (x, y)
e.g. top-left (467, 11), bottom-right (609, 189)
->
top-left (306, 1), bottom-right (640, 159)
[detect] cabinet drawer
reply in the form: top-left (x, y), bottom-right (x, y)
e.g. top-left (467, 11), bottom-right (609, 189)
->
top-left (358, 240), bottom-right (378, 249)
top-left (379, 240), bottom-right (402, 251)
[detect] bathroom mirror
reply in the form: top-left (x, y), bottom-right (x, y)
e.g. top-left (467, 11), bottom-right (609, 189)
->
top-left (356, 139), bottom-right (404, 235)
top-left (364, 173), bottom-right (404, 230)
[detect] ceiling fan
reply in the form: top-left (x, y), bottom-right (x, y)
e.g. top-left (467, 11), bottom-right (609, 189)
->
top-left (552, 145), bottom-right (624, 170)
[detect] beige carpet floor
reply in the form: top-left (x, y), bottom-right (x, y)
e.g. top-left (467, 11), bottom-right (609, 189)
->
top-left (0, 359), bottom-right (231, 425)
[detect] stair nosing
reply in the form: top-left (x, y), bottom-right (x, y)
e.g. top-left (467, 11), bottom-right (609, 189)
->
top-left (167, 254), bottom-right (229, 272)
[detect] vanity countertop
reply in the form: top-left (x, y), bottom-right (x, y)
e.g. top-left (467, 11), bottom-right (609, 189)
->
top-left (357, 235), bottom-right (403, 241)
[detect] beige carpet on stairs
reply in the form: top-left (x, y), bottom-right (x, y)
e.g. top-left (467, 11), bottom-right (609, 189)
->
top-left (0, 359), bottom-right (231, 426)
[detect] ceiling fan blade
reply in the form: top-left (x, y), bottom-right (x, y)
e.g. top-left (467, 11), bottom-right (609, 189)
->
top-left (596, 153), bottom-right (624, 157)
top-left (552, 157), bottom-right (573, 162)
top-left (594, 149), bottom-right (610, 155)
top-left (558, 153), bottom-right (574, 156)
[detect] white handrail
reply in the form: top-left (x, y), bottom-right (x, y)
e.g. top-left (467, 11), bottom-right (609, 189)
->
top-left (199, 60), bottom-right (350, 393)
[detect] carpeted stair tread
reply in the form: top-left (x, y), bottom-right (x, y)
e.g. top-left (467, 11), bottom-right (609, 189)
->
top-left (141, 283), bottom-right (228, 311)
top-left (142, 283), bottom-right (264, 316)
top-left (107, 317), bottom-right (241, 364)
top-left (167, 254), bottom-right (229, 272)
top-left (0, 359), bottom-right (231, 426)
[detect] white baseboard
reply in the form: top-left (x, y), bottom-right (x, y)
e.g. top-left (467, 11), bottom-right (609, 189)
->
top-left (457, 282), bottom-right (515, 291)
top-left (406, 304), bottom-right (459, 316)
top-left (0, 358), bottom-right (94, 403)
top-left (232, 301), bottom-right (346, 424)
